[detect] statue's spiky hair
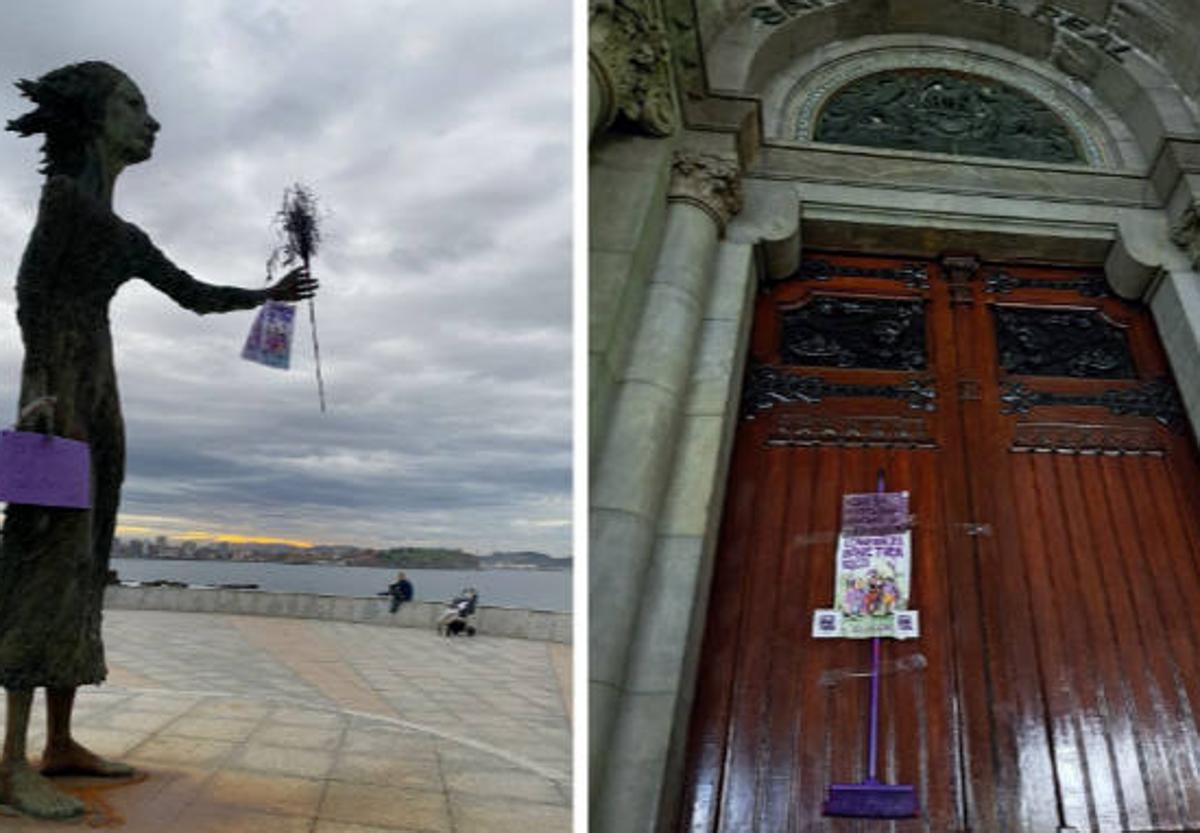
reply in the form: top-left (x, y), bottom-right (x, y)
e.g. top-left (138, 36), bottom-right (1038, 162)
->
top-left (6, 61), bottom-right (130, 176)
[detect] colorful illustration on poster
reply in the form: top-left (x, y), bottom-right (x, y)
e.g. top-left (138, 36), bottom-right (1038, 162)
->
top-left (242, 300), bottom-right (295, 369)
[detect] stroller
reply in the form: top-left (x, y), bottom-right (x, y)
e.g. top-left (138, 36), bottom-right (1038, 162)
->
top-left (437, 588), bottom-right (479, 636)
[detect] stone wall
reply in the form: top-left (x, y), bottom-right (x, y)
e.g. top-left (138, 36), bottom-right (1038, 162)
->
top-left (103, 585), bottom-right (571, 644)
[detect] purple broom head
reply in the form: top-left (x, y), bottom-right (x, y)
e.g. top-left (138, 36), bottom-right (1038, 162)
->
top-left (823, 779), bottom-right (919, 818)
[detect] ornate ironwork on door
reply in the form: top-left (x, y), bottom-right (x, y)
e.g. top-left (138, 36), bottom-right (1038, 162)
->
top-left (992, 305), bottom-right (1135, 378)
top-left (780, 295), bottom-right (927, 370)
top-left (813, 69), bottom-right (1082, 164)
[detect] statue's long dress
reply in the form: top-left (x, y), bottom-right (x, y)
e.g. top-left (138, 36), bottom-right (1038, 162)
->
top-left (0, 176), bottom-right (262, 689)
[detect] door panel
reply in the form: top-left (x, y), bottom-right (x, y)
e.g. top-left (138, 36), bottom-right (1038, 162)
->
top-left (677, 252), bottom-right (1200, 832)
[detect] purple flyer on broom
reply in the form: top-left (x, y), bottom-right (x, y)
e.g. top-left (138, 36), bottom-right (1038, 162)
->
top-left (242, 300), bottom-right (295, 369)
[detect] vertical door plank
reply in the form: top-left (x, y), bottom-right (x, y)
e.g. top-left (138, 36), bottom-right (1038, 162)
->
top-left (719, 436), bottom-right (797, 832)
top-left (678, 420), bottom-right (767, 832)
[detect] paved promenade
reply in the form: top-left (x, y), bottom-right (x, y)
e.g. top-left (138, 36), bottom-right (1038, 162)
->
top-left (0, 610), bottom-right (572, 832)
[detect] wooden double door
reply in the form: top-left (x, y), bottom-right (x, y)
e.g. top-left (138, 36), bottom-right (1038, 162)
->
top-left (677, 252), bottom-right (1200, 832)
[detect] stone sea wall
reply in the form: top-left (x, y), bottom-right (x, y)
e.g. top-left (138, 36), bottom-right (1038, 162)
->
top-left (104, 585), bottom-right (571, 644)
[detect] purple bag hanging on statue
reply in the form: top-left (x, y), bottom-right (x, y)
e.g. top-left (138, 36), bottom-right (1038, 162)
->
top-left (0, 430), bottom-right (92, 509)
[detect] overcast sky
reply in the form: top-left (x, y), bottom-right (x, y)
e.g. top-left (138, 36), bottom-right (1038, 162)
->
top-left (0, 1), bottom-right (572, 555)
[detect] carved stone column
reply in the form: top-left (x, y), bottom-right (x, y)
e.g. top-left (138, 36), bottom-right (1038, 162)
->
top-left (591, 152), bottom-right (741, 801)
top-left (1158, 207), bottom-right (1200, 438)
top-left (589, 0), bottom-right (677, 140)
top-left (1171, 202), bottom-right (1200, 271)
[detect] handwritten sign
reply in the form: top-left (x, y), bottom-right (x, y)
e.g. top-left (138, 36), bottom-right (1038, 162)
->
top-left (841, 490), bottom-right (910, 535)
top-left (242, 301), bottom-right (295, 369)
top-left (0, 431), bottom-right (91, 508)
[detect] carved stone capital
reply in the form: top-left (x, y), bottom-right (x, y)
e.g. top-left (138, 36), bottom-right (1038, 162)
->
top-left (667, 152), bottom-right (743, 232)
top-left (589, 0), bottom-right (676, 137)
top-left (1170, 203), bottom-right (1200, 270)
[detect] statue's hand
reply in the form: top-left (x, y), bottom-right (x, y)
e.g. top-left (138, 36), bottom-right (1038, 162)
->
top-left (266, 265), bottom-right (318, 303)
top-left (17, 395), bottom-right (56, 435)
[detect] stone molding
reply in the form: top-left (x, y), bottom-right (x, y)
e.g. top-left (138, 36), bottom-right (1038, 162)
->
top-left (1171, 203), bottom-right (1200, 269)
top-left (668, 152), bottom-right (743, 231)
top-left (589, 0), bottom-right (677, 137)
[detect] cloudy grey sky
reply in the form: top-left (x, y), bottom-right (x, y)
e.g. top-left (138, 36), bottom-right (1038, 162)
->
top-left (0, 1), bottom-right (572, 555)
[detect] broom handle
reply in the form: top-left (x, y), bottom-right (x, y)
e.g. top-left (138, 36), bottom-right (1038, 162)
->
top-left (304, 255), bottom-right (327, 413)
top-left (867, 469), bottom-right (886, 782)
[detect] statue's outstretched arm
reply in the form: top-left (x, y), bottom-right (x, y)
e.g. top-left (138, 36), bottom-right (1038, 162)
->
top-left (127, 224), bottom-right (267, 315)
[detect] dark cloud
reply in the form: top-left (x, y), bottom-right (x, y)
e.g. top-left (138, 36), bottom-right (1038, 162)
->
top-left (0, 0), bottom-right (572, 554)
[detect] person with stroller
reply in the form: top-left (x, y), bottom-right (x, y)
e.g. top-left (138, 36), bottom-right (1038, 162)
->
top-left (437, 587), bottom-right (478, 636)
top-left (384, 571), bottom-right (413, 614)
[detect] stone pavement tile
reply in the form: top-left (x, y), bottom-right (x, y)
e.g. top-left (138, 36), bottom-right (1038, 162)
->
top-left (164, 716), bottom-right (260, 741)
top-left (198, 769), bottom-right (325, 817)
top-left (436, 745), bottom-right (529, 776)
top-left (127, 736), bottom-right (237, 768)
top-left (68, 725), bottom-right (147, 759)
top-left (342, 729), bottom-right (438, 760)
top-left (314, 822), bottom-right (417, 833)
top-left (124, 693), bottom-right (202, 715)
top-left (444, 770), bottom-right (565, 805)
top-left (83, 764), bottom-right (213, 831)
top-left (251, 723), bottom-right (344, 751)
top-left (448, 795), bottom-right (570, 833)
top-left (190, 699), bottom-right (272, 721)
top-left (320, 782), bottom-right (451, 831)
top-left (231, 743), bottom-right (335, 779)
top-left (271, 706), bottom-right (347, 728)
top-left (93, 708), bottom-right (181, 733)
top-left (184, 807), bottom-right (315, 833)
top-left (329, 752), bottom-right (443, 791)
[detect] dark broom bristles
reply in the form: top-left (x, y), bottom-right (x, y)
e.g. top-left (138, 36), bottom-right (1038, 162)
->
top-left (269, 183), bottom-right (326, 412)
top-left (277, 183), bottom-right (320, 267)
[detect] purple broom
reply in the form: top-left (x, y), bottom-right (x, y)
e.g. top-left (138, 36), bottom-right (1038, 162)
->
top-left (273, 184), bottom-right (326, 412)
top-left (822, 469), bottom-right (919, 819)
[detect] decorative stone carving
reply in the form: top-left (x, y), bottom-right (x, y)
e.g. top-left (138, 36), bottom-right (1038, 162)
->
top-left (782, 45), bottom-right (1113, 166)
top-left (814, 70), bottom-right (1083, 163)
top-left (1034, 4), bottom-right (1133, 62)
top-left (668, 152), bottom-right (743, 231)
top-left (589, 0), bottom-right (676, 137)
top-left (1170, 203), bottom-right (1200, 270)
top-left (659, 0), bottom-right (706, 103)
top-left (992, 306), bottom-right (1135, 378)
top-left (780, 296), bottom-right (927, 370)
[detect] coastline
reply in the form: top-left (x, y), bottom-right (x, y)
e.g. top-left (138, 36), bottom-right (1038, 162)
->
top-left (104, 584), bottom-right (572, 643)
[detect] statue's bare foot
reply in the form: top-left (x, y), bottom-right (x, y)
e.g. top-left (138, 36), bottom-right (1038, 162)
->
top-left (40, 740), bottom-right (134, 778)
top-left (0, 760), bottom-right (85, 819)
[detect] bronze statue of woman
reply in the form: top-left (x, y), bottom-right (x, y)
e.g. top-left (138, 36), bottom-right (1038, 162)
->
top-left (0, 61), bottom-right (316, 819)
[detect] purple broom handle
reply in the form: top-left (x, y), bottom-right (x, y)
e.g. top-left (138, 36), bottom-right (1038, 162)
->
top-left (867, 469), bottom-right (886, 782)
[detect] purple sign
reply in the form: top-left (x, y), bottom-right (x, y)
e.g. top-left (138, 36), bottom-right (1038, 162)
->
top-left (0, 430), bottom-right (91, 509)
top-left (841, 491), bottom-right (909, 535)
